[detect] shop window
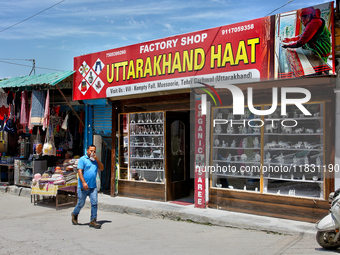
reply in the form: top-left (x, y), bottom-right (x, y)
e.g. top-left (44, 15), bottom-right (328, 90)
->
top-left (211, 103), bottom-right (325, 199)
top-left (118, 111), bottom-right (165, 183)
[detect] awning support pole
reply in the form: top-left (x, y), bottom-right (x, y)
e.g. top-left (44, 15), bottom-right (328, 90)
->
top-left (55, 84), bottom-right (85, 127)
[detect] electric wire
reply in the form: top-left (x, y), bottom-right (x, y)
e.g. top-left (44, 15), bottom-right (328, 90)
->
top-left (0, 60), bottom-right (64, 72)
top-left (266, 0), bottom-right (293, 16)
top-left (0, 0), bottom-right (66, 33)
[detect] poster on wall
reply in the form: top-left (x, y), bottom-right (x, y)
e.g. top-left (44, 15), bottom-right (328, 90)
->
top-left (73, 2), bottom-right (334, 101)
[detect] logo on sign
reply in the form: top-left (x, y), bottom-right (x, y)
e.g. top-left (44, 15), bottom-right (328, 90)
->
top-left (77, 59), bottom-right (105, 95)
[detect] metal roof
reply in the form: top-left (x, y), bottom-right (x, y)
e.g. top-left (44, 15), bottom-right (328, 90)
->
top-left (0, 70), bottom-right (75, 88)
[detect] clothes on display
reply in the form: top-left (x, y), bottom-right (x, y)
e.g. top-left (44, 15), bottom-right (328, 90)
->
top-left (30, 90), bottom-right (46, 126)
top-left (20, 90), bottom-right (29, 127)
top-left (0, 92), bottom-right (8, 107)
top-left (43, 90), bottom-right (50, 131)
top-left (0, 85), bottom-right (84, 189)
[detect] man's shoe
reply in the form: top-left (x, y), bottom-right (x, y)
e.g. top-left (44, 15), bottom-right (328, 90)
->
top-left (89, 219), bottom-right (101, 229)
top-left (71, 213), bottom-right (78, 225)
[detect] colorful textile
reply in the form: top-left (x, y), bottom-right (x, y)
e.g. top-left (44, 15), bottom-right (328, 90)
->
top-left (280, 47), bottom-right (331, 78)
top-left (42, 89), bottom-right (50, 131)
top-left (30, 90), bottom-right (45, 126)
top-left (31, 181), bottom-right (77, 196)
top-left (20, 91), bottom-right (29, 126)
top-left (28, 92), bottom-right (33, 130)
top-left (0, 106), bottom-right (8, 120)
top-left (9, 104), bottom-right (15, 119)
top-left (0, 93), bottom-right (8, 107)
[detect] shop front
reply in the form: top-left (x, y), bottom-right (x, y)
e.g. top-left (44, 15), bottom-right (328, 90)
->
top-left (0, 71), bottom-right (85, 196)
top-left (115, 93), bottom-right (192, 201)
top-left (205, 77), bottom-right (335, 222)
top-left (73, 2), bottom-right (337, 221)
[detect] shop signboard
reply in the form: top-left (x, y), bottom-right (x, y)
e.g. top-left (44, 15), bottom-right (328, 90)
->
top-left (73, 2), bottom-right (334, 101)
top-left (195, 97), bottom-right (206, 208)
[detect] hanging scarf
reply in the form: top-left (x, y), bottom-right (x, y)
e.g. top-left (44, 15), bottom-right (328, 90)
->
top-left (43, 89), bottom-right (50, 131)
top-left (28, 92), bottom-right (33, 131)
top-left (30, 90), bottom-right (45, 126)
top-left (20, 91), bottom-right (29, 126)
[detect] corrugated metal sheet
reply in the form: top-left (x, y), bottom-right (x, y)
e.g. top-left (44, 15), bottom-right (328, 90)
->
top-left (93, 105), bottom-right (112, 136)
top-left (101, 136), bottom-right (112, 150)
top-left (0, 70), bottom-right (75, 88)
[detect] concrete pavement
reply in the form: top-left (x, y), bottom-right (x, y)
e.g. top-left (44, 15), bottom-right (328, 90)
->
top-left (0, 185), bottom-right (318, 236)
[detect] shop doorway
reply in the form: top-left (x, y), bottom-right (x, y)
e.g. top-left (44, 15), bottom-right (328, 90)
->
top-left (166, 111), bottom-right (192, 202)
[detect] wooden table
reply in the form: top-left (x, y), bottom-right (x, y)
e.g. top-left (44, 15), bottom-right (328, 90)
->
top-left (31, 181), bottom-right (78, 210)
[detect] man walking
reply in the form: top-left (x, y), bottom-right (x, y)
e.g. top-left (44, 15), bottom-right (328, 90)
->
top-left (71, 145), bottom-right (104, 229)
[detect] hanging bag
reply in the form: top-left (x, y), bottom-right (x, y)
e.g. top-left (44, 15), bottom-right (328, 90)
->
top-left (43, 125), bottom-right (56, 156)
top-left (61, 114), bottom-right (69, 130)
top-left (34, 129), bottom-right (43, 155)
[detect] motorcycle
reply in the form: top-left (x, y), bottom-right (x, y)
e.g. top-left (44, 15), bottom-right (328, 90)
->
top-left (316, 189), bottom-right (340, 249)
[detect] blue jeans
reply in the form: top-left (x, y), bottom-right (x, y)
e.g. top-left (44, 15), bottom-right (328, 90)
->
top-left (72, 187), bottom-right (98, 221)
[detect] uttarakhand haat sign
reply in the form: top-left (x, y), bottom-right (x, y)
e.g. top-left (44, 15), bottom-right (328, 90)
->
top-left (73, 2), bottom-right (334, 101)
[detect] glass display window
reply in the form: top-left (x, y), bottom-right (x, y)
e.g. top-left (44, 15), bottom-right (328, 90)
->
top-left (262, 103), bottom-right (324, 198)
top-left (211, 106), bottom-right (263, 192)
top-left (119, 111), bottom-right (165, 183)
top-left (211, 102), bottom-right (325, 199)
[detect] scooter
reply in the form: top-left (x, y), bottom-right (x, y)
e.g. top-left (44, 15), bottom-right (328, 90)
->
top-left (316, 189), bottom-right (340, 249)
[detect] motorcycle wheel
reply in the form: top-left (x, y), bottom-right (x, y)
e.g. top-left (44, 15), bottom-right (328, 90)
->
top-left (316, 231), bottom-right (340, 249)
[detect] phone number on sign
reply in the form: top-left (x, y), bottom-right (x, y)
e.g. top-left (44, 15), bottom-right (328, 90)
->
top-left (222, 24), bottom-right (254, 35)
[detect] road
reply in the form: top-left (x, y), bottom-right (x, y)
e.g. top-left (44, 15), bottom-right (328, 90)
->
top-left (0, 193), bottom-right (332, 255)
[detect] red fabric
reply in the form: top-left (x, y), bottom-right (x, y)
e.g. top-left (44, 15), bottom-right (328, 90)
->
top-left (297, 18), bottom-right (322, 45)
top-left (0, 106), bottom-right (8, 120)
top-left (20, 91), bottom-right (29, 126)
top-left (300, 7), bottom-right (315, 16)
top-left (43, 89), bottom-right (50, 130)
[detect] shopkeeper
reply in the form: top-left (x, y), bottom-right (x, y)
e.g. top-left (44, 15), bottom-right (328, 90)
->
top-left (56, 150), bottom-right (73, 166)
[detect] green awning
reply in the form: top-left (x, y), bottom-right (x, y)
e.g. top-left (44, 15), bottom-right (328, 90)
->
top-left (0, 70), bottom-right (75, 89)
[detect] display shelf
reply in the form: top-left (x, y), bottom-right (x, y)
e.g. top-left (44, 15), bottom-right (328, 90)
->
top-left (214, 173), bottom-right (261, 179)
top-left (263, 176), bottom-right (322, 183)
top-left (130, 157), bottom-right (164, 159)
top-left (19, 174), bottom-right (33, 177)
top-left (213, 160), bottom-right (261, 164)
top-left (130, 122), bottom-right (164, 125)
top-left (213, 133), bottom-right (261, 135)
top-left (130, 168), bottom-right (164, 172)
top-left (130, 134), bottom-right (164, 137)
top-left (266, 117), bottom-right (323, 121)
top-left (130, 145), bottom-right (164, 147)
top-left (264, 133), bottom-right (324, 136)
top-left (211, 103), bottom-right (325, 198)
top-left (213, 146), bottom-right (261, 150)
top-left (264, 148), bottom-right (323, 151)
top-left (14, 160), bottom-right (47, 186)
top-left (123, 111), bottom-right (166, 183)
top-left (262, 162), bottom-right (323, 166)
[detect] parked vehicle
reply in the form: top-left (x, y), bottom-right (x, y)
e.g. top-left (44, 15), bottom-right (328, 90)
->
top-left (316, 189), bottom-right (340, 249)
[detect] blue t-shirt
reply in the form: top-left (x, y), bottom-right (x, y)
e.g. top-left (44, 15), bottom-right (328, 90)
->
top-left (77, 155), bottom-right (98, 189)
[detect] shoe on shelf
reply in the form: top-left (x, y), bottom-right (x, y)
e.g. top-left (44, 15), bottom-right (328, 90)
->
top-left (71, 213), bottom-right (78, 225)
top-left (89, 219), bottom-right (101, 229)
